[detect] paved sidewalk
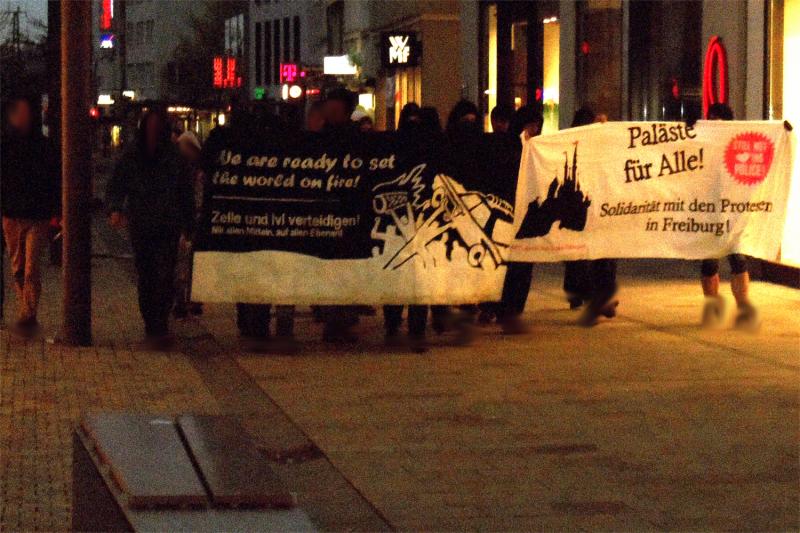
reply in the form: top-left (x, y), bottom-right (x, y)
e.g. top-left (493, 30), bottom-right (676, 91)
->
top-left (1, 243), bottom-right (799, 531)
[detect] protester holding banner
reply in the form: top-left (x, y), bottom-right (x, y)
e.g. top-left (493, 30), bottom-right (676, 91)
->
top-left (382, 103), bottom-right (433, 352)
top-left (174, 130), bottom-right (205, 318)
top-left (700, 103), bottom-right (759, 330)
top-left (319, 88), bottom-right (362, 343)
top-left (107, 108), bottom-right (194, 349)
top-left (555, 107), bottom-right (620, 326)
top-left (494, 105), bottom-right (544, 334)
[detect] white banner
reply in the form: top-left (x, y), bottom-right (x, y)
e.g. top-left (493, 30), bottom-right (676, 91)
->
top-left (509, 121), bottom-right (795, 262)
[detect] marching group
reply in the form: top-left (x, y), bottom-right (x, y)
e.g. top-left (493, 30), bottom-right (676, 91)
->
top-left (0, 89), bottom-right (759, 350)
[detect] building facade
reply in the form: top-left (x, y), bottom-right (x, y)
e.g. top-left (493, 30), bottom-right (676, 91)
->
top-left (93, 0), bottom-right (209, 103)
top-left (248, 0), bottom-right (464, 130)
top-left (457, 0), bottom-right (798, 268)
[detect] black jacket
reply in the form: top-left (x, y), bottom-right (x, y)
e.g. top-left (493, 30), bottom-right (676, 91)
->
top-left (106, 144), bottom-right (194, 234)
top-left (0, 132), bottom-right (60, 220)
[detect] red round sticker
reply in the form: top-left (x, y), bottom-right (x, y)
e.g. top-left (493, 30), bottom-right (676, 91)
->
top-left (724, 132), bottom-right (774, 186)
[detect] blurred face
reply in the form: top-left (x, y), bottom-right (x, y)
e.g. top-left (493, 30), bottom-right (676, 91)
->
top-left (144, 114), bottom-right (163, 154)
top-left (324, 99), bottom-right (349, 127)
top-left (492, 117), bottom-right (510, 133)
top-left (358, 117), bottom-right (374, 132)
top-left (306, 108), bottom-right (325, 132)
top-left (460, 113), bottom-right (478, 124)
top-left (179, 141), bottom-right (200, 163)
top-left (8, 99), bottom-right (32, 135)
top-left (522, 121), bottom-right (541, 140)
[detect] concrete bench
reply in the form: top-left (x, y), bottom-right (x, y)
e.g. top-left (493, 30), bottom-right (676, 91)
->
top-left (73, 413), bottom-right (316, 532)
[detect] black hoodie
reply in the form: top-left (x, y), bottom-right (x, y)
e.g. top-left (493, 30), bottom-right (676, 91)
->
top-left (0, 131), bottom-right (60, 220)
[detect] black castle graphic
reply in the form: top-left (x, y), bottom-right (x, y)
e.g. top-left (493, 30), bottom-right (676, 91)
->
top-left (516, 143), bottom-right (591, 239)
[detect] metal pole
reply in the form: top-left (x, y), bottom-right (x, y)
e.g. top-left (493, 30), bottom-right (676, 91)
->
top-left (61, 0), bottom-right (92, 345)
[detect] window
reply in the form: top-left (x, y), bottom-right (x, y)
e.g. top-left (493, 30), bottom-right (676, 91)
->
top-left (136, 21), bottom-right (144, 46)
top-left (255, 22), bottom-right (262, 85)
top-left (767, 0), bottom-right (800, 264)
top-left (145, 20), bottom-right (153, 44)
top-left (273, 19), bottom-right (280, 83)
top-left (283, 17), bottom-right (290, 62)
top-left (627, 0), bottom-right (702, 121)
top-left (293, 16), bottom-right (301, 62)
top-left (265, 20), bottom-right (273, 85)
top-left (327, 1), bottom-right (344, 54)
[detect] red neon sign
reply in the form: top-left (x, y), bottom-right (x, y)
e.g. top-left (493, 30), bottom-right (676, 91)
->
top-left (280, 63), bottom-right (298, 84)
top-left (100, 0), bottom-right (113, 30)
top-left (703, 35), bottom-right (728, 118)
top-left (213, 56), bottom-right (242, 89)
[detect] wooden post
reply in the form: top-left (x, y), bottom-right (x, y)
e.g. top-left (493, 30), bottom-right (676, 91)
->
top-left (61, 0), bottom-right (92, 345)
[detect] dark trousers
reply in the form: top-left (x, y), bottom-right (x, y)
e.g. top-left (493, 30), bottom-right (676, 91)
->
top-left (130, 228), bottom-right (180, 337)
top-left (383, 305), bottom-right (428, 336)
top-left (498, 262), bottom-right (534, 319)
top-left (564, 259), bottom-right (617, 305)
top-left (564, 260), bottom-right (591, 299)
top-left (236, 304), bottom-right (295, 338)
top-left (321, 306), bottom-right (359, 330)
top-left (701, 254), bottom-right (748, 277)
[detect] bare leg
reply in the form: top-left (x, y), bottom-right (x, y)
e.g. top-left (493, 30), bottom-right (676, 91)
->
top-left (730, 272), bottom-right (750, 307)
top-left (701, 274), bottom-right (720, 297)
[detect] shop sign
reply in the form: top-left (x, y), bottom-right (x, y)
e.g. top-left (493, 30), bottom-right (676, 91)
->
top-left (381, 32), bottom-right (420, 68)
top-left (702, 36), bottom-right (728, 118)
top-left (213, 56), bottom-right (242, 89)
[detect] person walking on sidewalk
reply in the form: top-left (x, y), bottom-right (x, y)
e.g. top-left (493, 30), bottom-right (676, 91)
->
top-left (700, 103), bottom-right (759, 330)
top-left (494, 105), bottom-right (543, 334)
top-left (106, 108), bottom-right (194, 349)
top-left (173, 130), bottom-right (205, 319)
top-left (1, 94), bottom-right (61, 338)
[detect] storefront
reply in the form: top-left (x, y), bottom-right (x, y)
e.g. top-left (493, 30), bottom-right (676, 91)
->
top-left (379, 31), bottom-right (422, 129)
top-left (374, 15), bottom-right (462, 131)
top-left (766, 0), bottom-right (800, 270)
top-left (479, 0), bottom-right (560, 132)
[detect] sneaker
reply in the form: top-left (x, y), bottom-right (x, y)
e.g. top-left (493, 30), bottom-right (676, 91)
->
top-left (136, 334), bottom-right (175, 351)
top-left (701, 296), bottom-right (726, 328)
top-left (384, 330), bottom-right (404, 347)
top-left (240, 335), bottom-right (271, 353)
top-left (408, 334), bottom-right (428, 353)
top-left (272, 335), bottom-right (300, 354)
top-left (500, 315), bottom-right (529, 335)
top-left (578, 298), bottom-right (619, 327)
top-left (477, 310), bottom-right (496, 326)
top-left (599, 299), bottom-right (619, 319)
top-left (567, 296), bottom-right (584, 310)
top-left (323, 327), bottom-right (358, 344)
top-left (11, 318), bottom-right (40, 339)
top-left (734, 303), bottom-right (760, 331)
top-left (453, 318), bottom-right (475, 346)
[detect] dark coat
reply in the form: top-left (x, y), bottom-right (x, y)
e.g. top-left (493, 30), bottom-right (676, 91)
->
top-left (0, 133), bottom-right (60, 220)
top-left (106, 144), bottom-right (194, 235)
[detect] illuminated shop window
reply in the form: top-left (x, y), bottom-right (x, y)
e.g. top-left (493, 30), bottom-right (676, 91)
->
top-left (768, 0), bottom-right (800, 265)
top-left (542, 17), bottom-right (559, 134)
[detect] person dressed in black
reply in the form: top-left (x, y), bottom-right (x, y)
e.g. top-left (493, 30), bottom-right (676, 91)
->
top-left (319, 88), bottom-right (363, 343)
top-left (107, 108), bottom-right (194, 349)
top-left (382, 103), bottom-right (430, 352)
top-left (494, 105), bottom-right (544, 334)
top-left (490, 104), bottom-right (514, 134)
top-left (561, 107), bottom-right (619, 326)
